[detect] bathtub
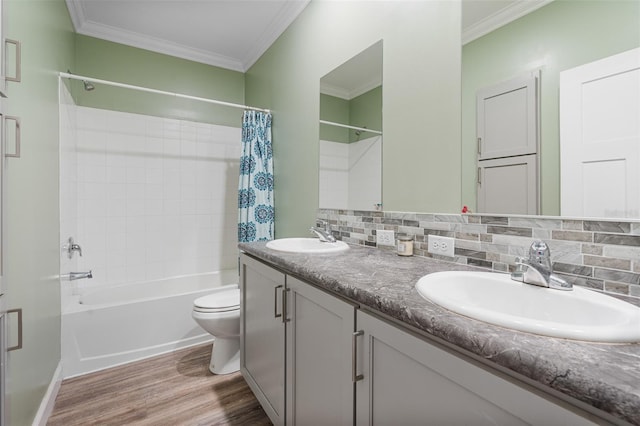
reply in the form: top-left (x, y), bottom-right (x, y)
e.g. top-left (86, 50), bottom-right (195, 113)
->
top-left (61, 270), bottom-right (238, 378)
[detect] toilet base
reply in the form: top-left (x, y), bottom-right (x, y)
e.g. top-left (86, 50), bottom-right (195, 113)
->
top-left (210, 337), bottom-right (240, 375)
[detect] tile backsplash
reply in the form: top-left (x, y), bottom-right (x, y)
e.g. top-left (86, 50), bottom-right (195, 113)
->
top-left (318, 209), bottom-right (640, 304)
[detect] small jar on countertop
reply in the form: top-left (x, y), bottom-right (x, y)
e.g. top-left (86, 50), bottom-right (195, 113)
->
top-left (396, 234), bottom-right (414, 257)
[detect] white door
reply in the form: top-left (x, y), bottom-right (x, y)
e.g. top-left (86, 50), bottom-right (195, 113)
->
top-left (560, 47), bottom-right (640, 218)
top-left (477, 74), bottom-right (538, 160)
top-left (478, 155), bottom-right (537, 215)
top-left (476, 73), bottom-right (539, 214)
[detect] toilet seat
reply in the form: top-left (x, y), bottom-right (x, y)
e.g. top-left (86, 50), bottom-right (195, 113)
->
top-left (193, 288), bottom-right (240, 313)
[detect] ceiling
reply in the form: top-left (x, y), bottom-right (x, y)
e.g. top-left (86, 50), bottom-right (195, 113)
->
top-left (65, 0), bottom-right (553, 73)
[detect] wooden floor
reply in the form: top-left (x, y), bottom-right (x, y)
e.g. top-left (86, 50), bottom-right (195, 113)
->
top-left (48, 343), bottom-right (272, 426)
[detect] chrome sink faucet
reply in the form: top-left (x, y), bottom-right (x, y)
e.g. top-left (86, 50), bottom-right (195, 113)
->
top-left (511, 241), bottom-right (573, 291)
top-left (309, 220), bottom-right (336, 243)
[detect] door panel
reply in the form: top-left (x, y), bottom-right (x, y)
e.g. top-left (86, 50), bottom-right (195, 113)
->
top-left (240, 255), bottom-right (286, 425)
top-left (560, 47), bottom-right (640, 218)
top-left (355, 310), bottom-right (595, 426)
top-left (286, 277), bottom-right (355, 426)
top-left (356, 311), bottom-right (525, 426)
top-left (477, 74), bottom-right (538, 160)
top-left (478, 155), bottom-right (537, 215)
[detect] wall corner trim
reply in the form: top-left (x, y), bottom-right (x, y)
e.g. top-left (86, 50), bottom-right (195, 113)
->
top-left (32, 362), bottom-right (63, 426)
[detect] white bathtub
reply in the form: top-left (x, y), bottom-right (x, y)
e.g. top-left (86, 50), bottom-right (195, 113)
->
top-left (61, 270), bottom-right (238, 378)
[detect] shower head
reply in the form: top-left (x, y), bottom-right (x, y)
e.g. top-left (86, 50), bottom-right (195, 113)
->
top-left (83, 80), bottom-right (95, 91)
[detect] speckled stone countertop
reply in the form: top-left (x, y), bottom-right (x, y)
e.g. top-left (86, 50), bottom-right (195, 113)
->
top-left (239, 242), bottom-right (640, 425)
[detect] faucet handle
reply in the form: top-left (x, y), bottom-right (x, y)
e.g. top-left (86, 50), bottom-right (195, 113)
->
top-left (529, 240), bottom-right (552, 270)
top-left (316, 219), bottom-right (330, 232)
top-left (66, 237), bottom-right (83, 259)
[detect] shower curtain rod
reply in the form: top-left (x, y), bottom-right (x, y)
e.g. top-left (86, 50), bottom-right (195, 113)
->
top-left (59, 72), bottom-right (271, 113)
top-left (319, 120), bottom-right (382, 135)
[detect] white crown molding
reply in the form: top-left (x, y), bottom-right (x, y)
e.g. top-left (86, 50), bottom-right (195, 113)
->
top-left (65, 0), bottom-right (86, 32)
top-left (347, 77), bottom-right (382, 100)
top-left (320, 82), bottom-right (350, 99)
top-left (242, 0), bottom-right (311, 71)
top-left (462, 0), bottom-right (554, 45)
top-left (78, 19), bottom-right (245, 71)
top-left (65, 0), bottom-right (310, 72)
top-left (320, 77), bottom-right (382, 100)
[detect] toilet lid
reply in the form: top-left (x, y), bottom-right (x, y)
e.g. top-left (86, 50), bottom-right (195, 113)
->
top-left (194, 288), bottom-right (240, 312)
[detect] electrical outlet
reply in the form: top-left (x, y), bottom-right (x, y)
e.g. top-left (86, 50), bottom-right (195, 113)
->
top-left (377, 230), bottom-right (395, 246)
top-left (428, 235), bottom-right (455, 257)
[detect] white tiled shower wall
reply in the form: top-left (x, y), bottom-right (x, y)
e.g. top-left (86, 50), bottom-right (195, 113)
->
top-left (59, 83), bottom-right (78, 284)
top-left (319, 135), bottom-right (382, 211)
top-left (61, 101), bottom-right (240, 291)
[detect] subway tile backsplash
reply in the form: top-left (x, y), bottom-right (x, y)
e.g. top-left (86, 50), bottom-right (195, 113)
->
top-left (318, 209), bottom-right (640, 305)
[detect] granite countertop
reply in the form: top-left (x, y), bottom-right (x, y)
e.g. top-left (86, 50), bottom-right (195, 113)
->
top-left (239, 241), bottom-right (640, 426)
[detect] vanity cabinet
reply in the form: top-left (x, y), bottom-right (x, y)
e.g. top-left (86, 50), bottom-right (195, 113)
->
top-left (241, 253), bottom-right (600, 426)
top-left (285, 276), bottom-right (355, 425)
top-left (355, 310), bottom-right (595, 425)
top-left (240, 254), bottom-right (356, 426)
top-left (240, 254), bottom-right (286, 425)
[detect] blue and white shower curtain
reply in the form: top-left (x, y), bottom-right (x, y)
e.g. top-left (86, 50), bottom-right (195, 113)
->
top-left (238, 110), bottom-right (274, 242)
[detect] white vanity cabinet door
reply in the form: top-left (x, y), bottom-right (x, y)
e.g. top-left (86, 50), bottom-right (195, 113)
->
top-left (285, 276), bottom-right (355, 425)
top-left (240, 254), bottom-right (286, 426)
top-left (355, 310), bottom-right (596, 426)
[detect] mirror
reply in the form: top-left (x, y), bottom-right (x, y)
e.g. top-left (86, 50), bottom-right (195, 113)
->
top-left (461, 0), bottom-right (639, 219)
top-left (319, 41), bottom-right (383, 211)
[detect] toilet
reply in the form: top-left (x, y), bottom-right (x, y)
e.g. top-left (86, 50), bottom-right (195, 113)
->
top-left (192, 287), bottom-right (241, 375)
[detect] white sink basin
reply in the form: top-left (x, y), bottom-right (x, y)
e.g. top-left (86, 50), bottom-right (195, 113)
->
top-left (416, 271), bottom-right (640, 343)
top-left (266, 238), bottom-right (349, 254)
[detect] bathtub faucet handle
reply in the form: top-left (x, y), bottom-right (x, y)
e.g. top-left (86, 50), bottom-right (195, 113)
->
top-left (66, 237), bottom-right (83, 259)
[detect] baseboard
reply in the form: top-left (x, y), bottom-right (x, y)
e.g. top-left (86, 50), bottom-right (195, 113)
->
top-left (32, 362), bottom-right (63, 426)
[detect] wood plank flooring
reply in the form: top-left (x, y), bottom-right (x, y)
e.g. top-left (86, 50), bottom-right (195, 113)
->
top-left (47, 343), bottom-right (272, 426)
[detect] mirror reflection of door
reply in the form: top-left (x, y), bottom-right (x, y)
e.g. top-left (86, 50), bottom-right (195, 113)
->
top-left (560, 47), bottom-right (640, 219)
top-left (476, 73), bottom-right (539, 215)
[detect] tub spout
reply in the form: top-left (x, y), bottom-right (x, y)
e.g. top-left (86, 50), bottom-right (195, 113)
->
top-left (65, 271), bottom-right (93, 281)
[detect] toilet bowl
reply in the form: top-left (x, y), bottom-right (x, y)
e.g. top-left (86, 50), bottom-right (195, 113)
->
top-left (192, 287), bottom-right (240, 374)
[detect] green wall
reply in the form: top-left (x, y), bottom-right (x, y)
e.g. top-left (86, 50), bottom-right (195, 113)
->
top-left (349, 86), bottom-right (382, 143)
top-left (3, 8), bottom-right (252, 423)
top-left (319, 93), bottom-right (349, 142)
top-left (319, 86), bottom-right (382, 143)
top-left (74, 35), bottom-right (246, 127)
top-left (246, 1), bottom-right (461, 237)
top-left (462, 0), bottom-right (640, 215)
top-left (4, 0), bottom-right (75, 424)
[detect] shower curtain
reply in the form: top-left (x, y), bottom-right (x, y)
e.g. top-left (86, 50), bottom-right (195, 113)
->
top-left (238, 110), bottom-right (274, 242)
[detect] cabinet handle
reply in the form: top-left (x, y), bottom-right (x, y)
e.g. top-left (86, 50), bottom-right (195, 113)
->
top-left (282, 288), bottom-right (290, 323)
top-left (352, 330), bottom-right (364, 382)
top-left (477, 137), bottom-right (482, 155)
top-left (5, 115), bottom-right (21, 158)
top-left (274, 285), bottom-right (283, 318)
top-left (477, 167), bottom-right (482, 185)
top-left (5, 39), bottom-right (21, 83)
top-left (7, 308), bottom-right (23, 351)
